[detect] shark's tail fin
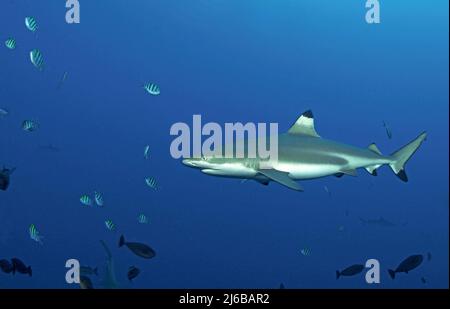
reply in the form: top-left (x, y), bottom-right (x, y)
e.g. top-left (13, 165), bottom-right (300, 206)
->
top-left (388, 132), bottom-right (427, 182)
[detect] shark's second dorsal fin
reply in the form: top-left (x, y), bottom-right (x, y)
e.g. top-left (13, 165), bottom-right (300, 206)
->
top-left (287, 110), bottom-right (320, 137)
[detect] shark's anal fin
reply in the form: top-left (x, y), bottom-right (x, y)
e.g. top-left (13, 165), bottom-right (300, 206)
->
top-left (258, 169), bottom-right (304, 191)
top-left (338, 169), bottom-right (358, 177)
top-left (287, 110), bottom-right (320, 138)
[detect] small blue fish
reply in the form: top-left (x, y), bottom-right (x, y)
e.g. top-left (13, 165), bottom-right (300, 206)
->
top-left (22, 120), bottom-right (38, 132)
top-left (145, 177), bottom-right (158, 190)
top-left (144, 83), bottom-right (160, 96)
top-left (25, 17), bottom-right (38, 32)
top-left (80, 195), bottom-right (93, 206)
top-left (30, 49), bottom-right (44, 70)
top-left (94, 191), bottom-right (104, 207)
top-left (137, 214), bottom-right (148, 224)
top-left (105, 220), bottom-right (116, 231)
top-left (300, 247), bottom-right (311, 256)
top-left (29, 224), bottom-right (44, 245)
top-left (144, 145), bottom-right (150, 159)
top-left (5, 38), bottom-right (16, 50)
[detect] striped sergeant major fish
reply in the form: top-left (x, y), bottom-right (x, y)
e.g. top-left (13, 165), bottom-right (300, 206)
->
top-left (143, 83), bottom-right (160, 96)
top-left (5, 38), bottom-right (16, 50)
top-left (30, 49), bottom-right (44, 70)
top-left (145, 177), bottom-right (158, 190)
top-left (29, 224), bottom-right (44, 245)
top-left (80, 195), bottom-right (93, 206)
top-left (25, 17), bottom-right (38, 32)
top-left (94, 191), bottom-right (104, 207)
top-left (137, 214), bottom-right (148, 224)
top-left (105, 220), bottom-right (116, 231)
top-left (22, 120), bottom-right (38, 132)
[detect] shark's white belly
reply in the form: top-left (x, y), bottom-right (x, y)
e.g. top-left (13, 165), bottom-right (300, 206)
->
top-left (273, 161), bottom-right (343, 180)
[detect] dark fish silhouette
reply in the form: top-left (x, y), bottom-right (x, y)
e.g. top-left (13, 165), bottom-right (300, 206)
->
top-left (119, 235), bottom-right (156, 259)
top-left (279, 283), bottom-right (285, 289)
top-left (11, 258), bottom-right (32, 276)
top-left (127, 266), bottom-right (140, 281)
top-left (421, 277), bottom-right (427, 284)
top-left (0, 259), bottom-right (14, 274)
top-left (359, 216), bottom-right (397, 227)
top-left (388, 254), bottom-right (423, 279)
top-left (427, 252), bottom-right (432, 261)
top-left (336, 264), bottom-right (365, 279)
top-left (80, 275), bottom-right (94, 289)
top-left (38, 144), bottom-right (60, 153)
top-left (0, 166), bottom-right (16, 191)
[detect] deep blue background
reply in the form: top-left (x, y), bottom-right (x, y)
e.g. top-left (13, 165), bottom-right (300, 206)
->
top-left (0, 0), bottom-right (448, 288)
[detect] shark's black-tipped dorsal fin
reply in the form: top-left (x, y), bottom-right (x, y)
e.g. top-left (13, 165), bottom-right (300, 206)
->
top-left (287, 110), bottom-right (320, 137)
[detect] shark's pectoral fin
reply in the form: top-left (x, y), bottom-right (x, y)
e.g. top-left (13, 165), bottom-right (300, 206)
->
top-left (258, 169), bottom-right (304, 191)
top-left (338, 169), bottom-right (358, 177)
top-left (334, 173), bottom-right (344, 178)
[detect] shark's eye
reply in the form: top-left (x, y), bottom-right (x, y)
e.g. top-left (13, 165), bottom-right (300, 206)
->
top-left (201, 156), bottom-right (206, 161)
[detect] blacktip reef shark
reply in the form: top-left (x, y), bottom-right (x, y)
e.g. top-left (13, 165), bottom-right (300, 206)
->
top-left (182, 110), bottom-right (427, 191)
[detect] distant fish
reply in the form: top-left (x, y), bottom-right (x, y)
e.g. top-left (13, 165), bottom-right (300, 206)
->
top-left (427, 252), bottom-right (432, 262)
top-left (144, 145), bottom-right (150, 159)
top-left (300, 247), bottom-right (311, 256)
top-left (388, 254), bottom-right (424, 279)
top-left (38, 144), bottom-right (60, 153)
top-left (0, 259), bottom-right (14, 274)
top-left (94, 191), bottom-right (104, 207)
top-left (138, 214), bottom-right (148, 224)
top-left (359, 216), bottom-right (397, 227)
top-left (0, 166), bottom-right (16, 191)
top-left (345, 209), bottom-right (350, 217)
top-left (80, 266), bottom-right (98, 277)
top-left (383, 121), bottom-right (392, 139)
top-left (144, 83), bottom-right (160, 96)
top-left (324, 185), bottom-right (331, 197)
top-left (80, 275), bottom-right (94, 289)
top-left (29, 224), bottom-right (44, 245)
top-left (421, 277), bottom-right (427, 284)
top-left (119, 235), bottom-right (156, 259)
top-left (30, 49), bottom-right (44, 70)
top-left (57, 71), bottom-right (68, 89)
top-left (279, 283), bottom-right (285, 289)
top-left (11, 258), bottom-right (32, 276)
top-left (336, 264), bottom-right (364, 279)
top-left (22, 120), bottom-right (39, 132)
top-left (5, 38), bottom-right (16, 50)
top-left (105, 220), bottom-right (116, 232)
top-left (145, 177), bottom-right (158, 190)
top-left (25, 17), bottom-right (38, 32)
top-left (80, 195), bottom-right (93, 206)
top-left (127, 266), bottom-right (140, 281)
top-left (0, 108), bottom-right (9, 117)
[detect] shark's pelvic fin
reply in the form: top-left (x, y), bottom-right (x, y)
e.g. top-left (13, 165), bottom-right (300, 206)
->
top-left (258, 169), bottom-right (304, 191)
top-left (287, 110), bottom-right (320, 138)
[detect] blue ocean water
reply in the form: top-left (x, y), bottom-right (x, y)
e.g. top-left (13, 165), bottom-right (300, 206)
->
top-left (0, 0), bottom-right (448, 289)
